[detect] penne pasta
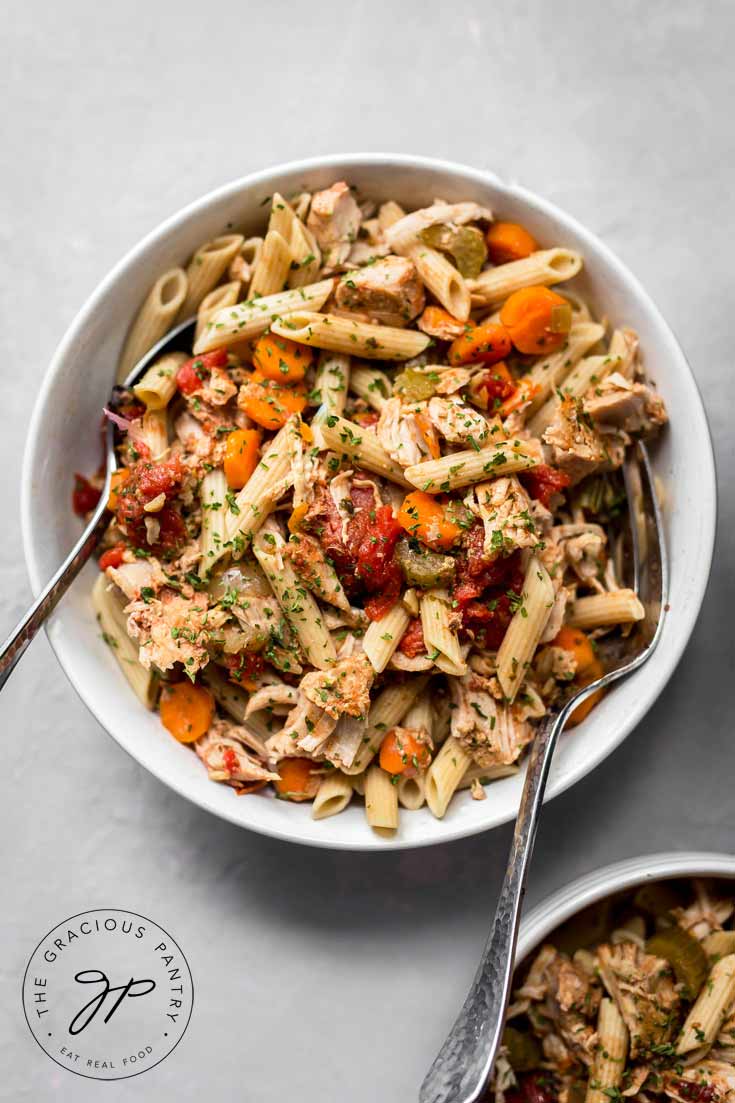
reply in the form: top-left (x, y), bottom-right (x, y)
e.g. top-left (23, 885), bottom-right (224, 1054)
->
top-left (179, 233), bottom-right (244, 320)
top-left (524, 322), bottom-right (606, 413)
top-left (405, 241), bottom-right (471, 321)
top-left (319, 414), bottom-right (412, 488)
top-left (92, 574), bottom-right (159, 708)
top-left (568, 589), bottom-right (644, 629)
top-left (287, 219), bottom-right (321, 289)
top-left (312, 351), bottom-right (350, 415)
top-left (420, 589), bottom-right (467, 676)
top-left (457, 762), bottom-right (520, 790)
top-left (344, 677), bottom-right (429, 775)
top-left (364, 765), bottom-right (399, 835)
top-left (404, 441), bottom-right (539, 493)
top-left (140, 408), bottom-right (168, 460)
top-left (117, 267), bottom-right (188, 381)
top-left (269, 311), bottom-right (430, 361)
top-left (312, 770), bottom-right (354, 820)
top-left (248, 228), bottom-right (292, 298)
top-left (425, 736), bottom-right (473, 819)
top-left (349, 366), bottom-right (391, 411)
top-left (468, 247), bottom-right (583, 306)
top-left (397, 773), bottom-right (426, 810)
top-left (496, 556), bottom-right (554, 702)
top-left (528, 352), bottom-right (621, 437)
top-left (363, 602), bottom-right (410, 673)
top-left (193, 278), bottom-right (334, 355)
top-left (194, 280), bottom-right (241, 345)
top-left (133, 351), bottom-right (188, 410)
top-left (677, 954), bottom-right (735, 1054)
top-left (585, 998), bottom-right (629, 1103)
top-left (253, 522), bottom-right (337, 671)
top-left (198, 468), bottom-right (228, 578)
top-left (224, 418), bottom-right (301, 550)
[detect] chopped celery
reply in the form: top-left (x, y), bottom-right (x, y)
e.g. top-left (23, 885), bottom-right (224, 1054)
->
top-left (396, 539), bottom-right (455, 588)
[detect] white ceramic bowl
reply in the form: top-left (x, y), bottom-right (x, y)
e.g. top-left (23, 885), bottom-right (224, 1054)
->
top-left (517, 851), bottom-right (735, 964)
top-left (21, 155), bottom-right (716, 850)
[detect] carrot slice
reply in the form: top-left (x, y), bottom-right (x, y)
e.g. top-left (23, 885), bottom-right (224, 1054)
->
top-left (107, 468), bottom-right (129, 511)
top-left (159, 682), bottom-right (214, 744)
top-left (486, 221), bottom-right (538, 265)
top-left (398, 490), bottom-right (461, 550)
top-left (448, 320), bottom-right (512, 366)
top-left (253, 332), bottom-right (313, 384)
top-left (379, 728), bottom-right (430, 775)
top-left (552, 626), bottom-right (604, 727)
top-left (417, 305), bottom-right (466, 340)
top-left (500, 286), bottom-right (570, 355)
top-left (274, 758), bottom-right (319, 801)
top-left (237, 369), bottom-right (307, 430)
top-left (224, 428), bottom-right (261, 489)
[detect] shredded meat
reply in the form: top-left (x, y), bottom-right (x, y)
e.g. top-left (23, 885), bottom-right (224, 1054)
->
top-left (474, 476), bottom-right (537, 555)
top-left (266, 695), bottom-right (337, 759)
top-left (543, 397), bottom-right (608, 485)
top-left (334, 256), bottom-right (425, 325)
top-left (450, 672), bottom-right (534, 768)
top-left (427, 396), bottom-right (492, 447)
top-left (554, 523), bottom-right (607, 585)
top-left (106, 557), bottom-right (167, 601)
top-left (663, 1061), bottom-right (735, 1103)
top-left (585, 372), bottom-right (668, 434)
top-left (126, 590), bottom-right (226, 673)
top-left (597, 940), bottom-right (680, 1057)
top-left (300, 654), bottom-right (374, 720)
top-left (377, 398), bottom-right (438, 467)
top-left (195, 718), bottom-right (279, 787)
top-left (675, 881), bottom-right (735, 941)
top-left (307, 181), bottom-right (362, 267)
top-left (285, 533), bottom-right (351, 611)
top-left (517, 944), bottom-right (601, 1068)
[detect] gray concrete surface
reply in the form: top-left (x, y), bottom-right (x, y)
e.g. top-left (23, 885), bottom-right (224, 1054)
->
top-left (1, 1), bottom-right (732, 1099)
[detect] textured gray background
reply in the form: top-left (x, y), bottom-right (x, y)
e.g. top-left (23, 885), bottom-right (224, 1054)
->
top-left (1, 1), bottom-right (732, 1099)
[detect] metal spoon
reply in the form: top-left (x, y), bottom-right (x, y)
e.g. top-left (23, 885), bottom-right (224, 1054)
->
top-left (0, 318), bottom-right (196, 690)
top-left (420, 441), bottom-right (667, 1103)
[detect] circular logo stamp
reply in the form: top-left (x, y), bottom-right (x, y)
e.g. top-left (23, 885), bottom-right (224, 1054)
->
top-left (22, 909), bottom-right (193, 1080)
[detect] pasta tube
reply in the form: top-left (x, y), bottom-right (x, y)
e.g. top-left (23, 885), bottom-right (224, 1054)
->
top-left (312, 771), bottom-right (354, 820)
top-left (349, 366), bottom-right (391, 411)
top-left (198, 469), bottom-right (228, 578)
top-left (224, 418), bottom-right (300, 549)
top-left (253, 523), bottom-right (337, 671)
top-left (585, 998), bottom-right (629, 1103)
top-left (179, 233), bottom-right (244, 319)
top-left (312, 351), bottom-right (350, 415)
top-left (363, 603), bottom-right (410, 673)
top-left (319, 415), bottom-right (412, 488)
top-left (496, 556), bottom-right (554, 702)
top-left (397, 774), bottom-right (426, 810)
top-left (524, 322), bottom-right (606, 413)
top-left (345, 677), bottom-right (429, 775)
top-left (194, 280), bottom-right (241, 345)
top-left (133, 351), bottom-right (188, 410)
top-left (117, 267), bottom-right (188, 381)
top-left (406, 241), bottom-right (471, 321)
top-left (364, 765), bottom-right (399, 835)
top-left (193, 279), bottom-right (334, 354)
top-left (528, 352), bottom-right (620, 436)
top-left (140, 408), bottom-right (168, 460)
top-left (248, 229), bottom-right (292, 298)
top-left (468, 248), bottom-right (582, 306)
top-left (92, 574), bottom-right (158, 708)
top-left (568, 589), bottom-right (644, 630)
top-left (426, 736), bottom-right (473, 819)
top-left (677, 955), bottom-right (735, 1055)
top-left (404, 442), bottom-right (538, 493)
top-left (269, 311), bottom-right (430, 361)
top-left (420, 589), bottom-right (467, 676)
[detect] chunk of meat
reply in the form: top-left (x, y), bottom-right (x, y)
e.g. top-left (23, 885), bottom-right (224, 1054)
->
top-left (434, 367), bottom-right (474, 396)
top-left (321, 714), bottom-right (369, 770)
top-left (377, 397), bottom-right (439, 466)
top-left (427, 396), bottom-right (492, 447)
top-left (244, 683), bottom-right (299, 718)
top-left (195, 720), bottom-right (279, 787)
top-left (554, 522), bottom-right (607, 585)
top-left (285, 533), bottom-right (351, 611)
top-left (266, 694), bottom-right (337, 758)
top-left (543, 398), bottom-right (608, 485)
top-left (517, 944), bottom-right (601, 1068)
top-left (474, 476), bottom-right (537, 556)
top-left (585, 372), bottom-right (668, 434)
top-left (334, 256), bottom-right (425, 325)
top-left (126, 590), bottom-right (227, 673)
top-left (300, 654), bottom-right (374, 720)
top-left (450, 672), bottom-right (534, 768)
top-left (663, 1062), bottom-right (735, 1103)
top-left (307, 181), bottom-right (362, 267)
top-left (535, 644), bottom-right (577, 683)
top-left (385, 200), bottom-right (493, 252)
top-left (597, 940), bottom-right (680, 1057)
top-left (674, 881), bottom-right (735, 941)
top-left (105, 556), bottom-right (167, 602)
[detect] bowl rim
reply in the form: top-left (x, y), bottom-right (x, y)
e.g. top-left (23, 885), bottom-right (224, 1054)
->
top-left (517, 851), bottom-right (735, 961)
top-left (19, 153), bottom-right (718, 850)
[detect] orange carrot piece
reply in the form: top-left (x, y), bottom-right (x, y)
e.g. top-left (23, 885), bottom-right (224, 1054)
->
top-left (379, 728), bottom-right (430, 776)
top-left (253, 332), bottom-right (313, 383)
top-left (448, 320), bottom-right (512, 366)
top-left (274, 758), bottom-right (319, 801)
top-left (486, 221), bottom-right (538, 265)
top-left (107, 468), bottom-right (129, 511)
top-left (398, 490), bottom-right (461, 550)
top-left (417, 305), bottom-right (466, 340)
top-left (224, 428), bottom-right (261, 489)
top-left (159, 682), bottom-right (214, 744)
top-left (552, 626), bottom-right (605, 727)
top-left (237, 369), bottom-right (307, 430)
top-left (498, 377), bottom-right (541, 418)
top-left (500, 285), bottom-right (570, 355)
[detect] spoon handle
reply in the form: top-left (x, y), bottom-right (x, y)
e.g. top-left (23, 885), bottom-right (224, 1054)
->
top-left (0, 500), bottom-right (110, 690)
top-left (420, 708), bottom-right (564, 1103)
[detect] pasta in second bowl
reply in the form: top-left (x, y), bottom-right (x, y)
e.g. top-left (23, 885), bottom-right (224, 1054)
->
top-left (21, 156), bottom-right (715, 849)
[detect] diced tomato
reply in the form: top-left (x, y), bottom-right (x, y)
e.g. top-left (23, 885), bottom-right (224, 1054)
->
top-left (482, 363), bottom-right (517, 406)
top-left (225, 651), bottom-right (265, 689)
top-left (364, 584), bottom-right (401, 622)
top-left (668, 1081), bottom-right (718, 1103)
top-left (350, 483), bottom-right (377, 511)
top-left (399, 618), bottom-right (427, 658)
top-left (349, 505), bottom-right (402, 597)
top-left (504, 1075), bottom-right (557, 1103)
top-left (353, 410), bottom-right (380, 428)
top-left (221, 746), bottom-right (239, 774)
top-left (176, 349), bottom-right (229, 395)
top-left (98, 545), bottom-right (126, 571)
top-left (521, 464), bottom-right (571, 507)
top-left (115, 455), bottom-right (187, 556)
top-left (452, 529), bottom-right (523, 648)
top-left (72, 473), bottom-right (102, 517)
